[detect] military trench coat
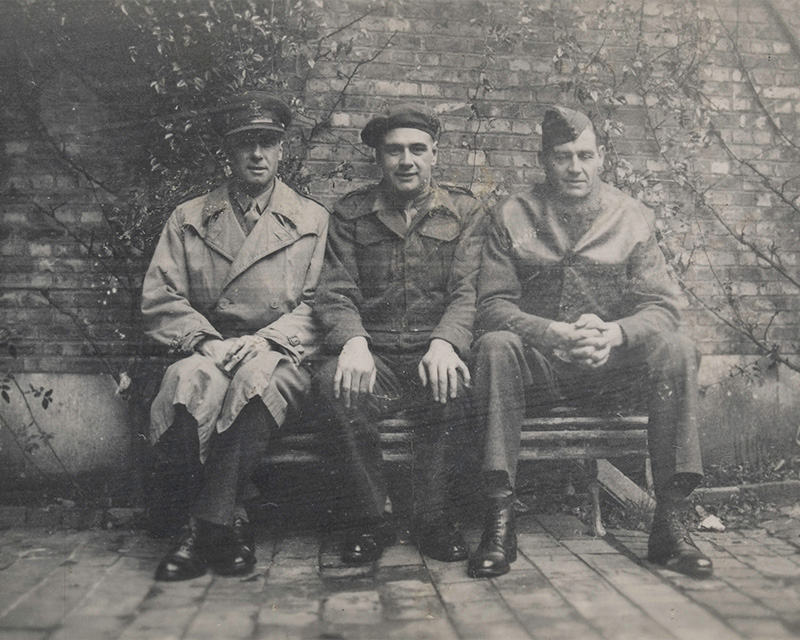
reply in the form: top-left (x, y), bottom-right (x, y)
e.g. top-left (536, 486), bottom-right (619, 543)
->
top-left (141, 180), bottom-right (328, 458)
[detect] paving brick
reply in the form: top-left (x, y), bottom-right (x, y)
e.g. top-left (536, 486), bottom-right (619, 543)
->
top-left (48, 615), bottom-right (130, 640)
top-left (186, 600), bottom-right (259, 639)
top-left (258, 594), bottom-right (320, 628)
top-left (0, 631), bottom-right (48, 640)
top-left (382, 618), bottom-right (460, 640)
top-left (116, 604), bottom-right (199, 640)
top-left (382, 595), bottom-right (445, 621)
top-left (560, 538), bottom-right (619, 554)
top-left (727, 617), bottom-right (796, 639)
top-left (445, 597), bottom-right (517, 624)
top-left (268, 563), bottom-right (320, 582)
top-left (272, 535), bottom-right (319, 561)
top-left (377, 542), bottom-right (423, 567)
top-left (535, 514), bottom-right (592, 540)
top-left (322, 590), bottom-right (382, 625)
top-left (435, 579), bottom-right (496, 603)
top-left (454, 619), bottom-right (533, 640)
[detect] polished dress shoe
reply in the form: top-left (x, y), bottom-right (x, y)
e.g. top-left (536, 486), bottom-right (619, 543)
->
top-left (341, 519), bottom-right (396, 565)
top-left (413, 519), bottom-right (469, 562)
top-left (467, 495), bottom-right (517, 578)
top-left (155, 521), bottom-right (207, 582)
top-left (198, 517), bottom-right (257, 577)
top-left (647, 504), bottom-right (713, 578)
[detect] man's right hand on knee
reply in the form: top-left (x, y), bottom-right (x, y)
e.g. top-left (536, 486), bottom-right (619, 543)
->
top-left (333, 336), bottom-right (377, 408)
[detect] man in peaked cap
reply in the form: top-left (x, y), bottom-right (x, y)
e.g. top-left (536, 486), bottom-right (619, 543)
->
top-left (468, 105), bottom-right (712, 579)
top-left (311, 103), bottom-right (488, 564)
top-left (141, 91), bottom-right (329, 581)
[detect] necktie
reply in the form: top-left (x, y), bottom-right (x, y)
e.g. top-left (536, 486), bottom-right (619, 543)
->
top-left (243, 201), bottom-right (260, 232)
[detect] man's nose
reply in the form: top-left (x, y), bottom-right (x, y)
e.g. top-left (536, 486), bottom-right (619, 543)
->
top-left (567, 155), bottom-right (580, 172)
top-left (399, 148), bottom-right (413, 165)
top-left (250, 144), bottom-right (267, 159)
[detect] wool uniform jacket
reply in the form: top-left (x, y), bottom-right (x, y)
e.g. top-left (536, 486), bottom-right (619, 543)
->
top-left (476, 181), bottom-right (684, 348)
top-left (314, 180), bottom-right (488, 356)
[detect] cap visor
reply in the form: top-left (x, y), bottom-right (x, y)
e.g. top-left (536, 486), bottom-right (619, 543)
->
top-left (225, 123), bottom-right (285, 136)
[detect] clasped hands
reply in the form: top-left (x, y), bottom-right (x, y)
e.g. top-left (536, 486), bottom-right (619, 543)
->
top-left (543, 313), bottom-right (624, 369)
top-left (198, 335), bottom-right (271, 374)
top-left (333, 336), bottom-right (469, 408)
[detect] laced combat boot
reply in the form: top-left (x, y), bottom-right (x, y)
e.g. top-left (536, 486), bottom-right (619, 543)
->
top-left (647, 500), bottom-right (713, 578)
top-left (467, 494), bottom-right (517, 578)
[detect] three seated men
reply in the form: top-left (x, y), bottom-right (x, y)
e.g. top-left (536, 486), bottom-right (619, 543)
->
top-left (143, 95), bottom-right (712, 582)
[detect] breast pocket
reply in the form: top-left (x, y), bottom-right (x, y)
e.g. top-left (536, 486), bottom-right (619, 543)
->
top-left (354, 220), bottom-right (396, 296)
top-left (417, 216), bottom-right (461, 289)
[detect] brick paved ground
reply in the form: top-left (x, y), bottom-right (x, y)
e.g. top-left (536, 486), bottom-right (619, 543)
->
top-left (1, 511), bottom-right (799, 640)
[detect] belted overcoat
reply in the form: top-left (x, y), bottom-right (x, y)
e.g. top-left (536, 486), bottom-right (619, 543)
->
top-left (141, 179), bottom-right (328, 457)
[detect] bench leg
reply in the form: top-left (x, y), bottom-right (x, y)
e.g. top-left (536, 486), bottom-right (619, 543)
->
top-left (587, 459), bottom-right (607, 538)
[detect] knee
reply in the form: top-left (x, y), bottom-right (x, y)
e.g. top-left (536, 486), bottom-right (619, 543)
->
top-left (162, 353), bottom-right (224, 385)
top-left (474, 331), bottom-right (524, 361)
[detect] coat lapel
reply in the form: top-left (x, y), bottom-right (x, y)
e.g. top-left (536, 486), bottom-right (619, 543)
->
top-left (184, 184), bottom-right (246, 262)
top-left (223, 180), bottom-right (318, 286)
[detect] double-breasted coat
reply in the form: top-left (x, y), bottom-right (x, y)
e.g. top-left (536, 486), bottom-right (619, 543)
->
top-left (141, 179), bottom-right (328, 459)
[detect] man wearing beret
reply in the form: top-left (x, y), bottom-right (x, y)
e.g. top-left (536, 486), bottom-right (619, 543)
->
top-left (141, 92), bottom-right (329, 581)
top-left (312, 103), bottom-right (487, 564)
top-left (468, 106), bottom-right (712, 579)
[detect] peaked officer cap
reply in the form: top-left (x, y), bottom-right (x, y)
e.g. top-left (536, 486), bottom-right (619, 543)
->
top-left (217, 91), bottom-right (292, 137)
top-left (541, 106), bottom-right (593, 151)
top-left (361, 103), bottom-right (440, 148)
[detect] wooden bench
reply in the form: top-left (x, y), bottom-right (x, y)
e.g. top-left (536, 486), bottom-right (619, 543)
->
top-left (264, 409), bottom-right (650, 537)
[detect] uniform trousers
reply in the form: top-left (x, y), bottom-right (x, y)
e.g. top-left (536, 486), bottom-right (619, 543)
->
top-left (313, 350), bottom-right (472, 527)
top-left (472, 330), bottom-right (704, 498)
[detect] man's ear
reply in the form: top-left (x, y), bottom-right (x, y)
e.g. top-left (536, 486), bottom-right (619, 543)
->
top-left (431, 141), bottom-right (438, 166)
top-left (598, 144), bottom-right (606, 164)
top-left (278, 138), bottom-right (285, 161)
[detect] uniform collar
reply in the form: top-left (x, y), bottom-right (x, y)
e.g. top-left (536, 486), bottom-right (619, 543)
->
top-left (185, 179), bottom-right (318, 238)
top-left (229, 180), bottom-right (275, 216)
top-left (353, 179), bottom-right (463, 222)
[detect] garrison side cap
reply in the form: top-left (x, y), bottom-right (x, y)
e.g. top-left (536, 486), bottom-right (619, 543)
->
top-left (541, 105), bottom-right (593, 152)
top-left (217, 91), bottom-right (292, 137)
top-left (361, 103), bottom-right (440, 148)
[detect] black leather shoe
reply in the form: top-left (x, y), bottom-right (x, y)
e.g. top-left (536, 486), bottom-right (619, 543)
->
top-left (647, 504), bottom-right (713, 578)
top-left (197, 517), bottom-right (256, 577)
top-left (414, 519), bottom-right (469, 562)
top-left (155, 521), bottom-right (207, 582)
top-left (468, 496), bottom-right (517, 578)
top-left (341, 519), bottom-right (396, 565)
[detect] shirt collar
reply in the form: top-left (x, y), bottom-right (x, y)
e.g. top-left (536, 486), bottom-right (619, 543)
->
top-left (229, 180), bottom-right (276, 216)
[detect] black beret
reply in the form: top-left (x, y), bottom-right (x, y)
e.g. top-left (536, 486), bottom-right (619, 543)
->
top-left (361, 103), bottom-right (440, 148)
top-left (217, 91), bottom-right (292, 137)
top-left (541, 106), bottom-right (593, 151)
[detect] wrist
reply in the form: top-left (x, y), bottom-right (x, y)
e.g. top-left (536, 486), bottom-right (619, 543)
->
top-left (343, 336), bottom-right (369, 350)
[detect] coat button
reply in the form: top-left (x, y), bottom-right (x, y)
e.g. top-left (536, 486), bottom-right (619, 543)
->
top-left (269, 299), bottom-right (280, 309)
top-left (218, 298), bottom-right (230, 310)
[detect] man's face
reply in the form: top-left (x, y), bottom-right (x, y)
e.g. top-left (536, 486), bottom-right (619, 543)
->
top-left (541, 127), bottom-right (605, 199)
top-left (376, 127), bottom-right (437, 198)
top-left (226, 130), bottom-right (283, 195)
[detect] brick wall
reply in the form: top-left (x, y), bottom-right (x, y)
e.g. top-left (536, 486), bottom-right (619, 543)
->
top-left (2, 0), bottom-right (799, 376)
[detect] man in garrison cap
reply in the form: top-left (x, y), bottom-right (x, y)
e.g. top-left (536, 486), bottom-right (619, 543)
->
top-left (141, 91), bottom-right (329, 581)
top-left (467, 106), bottom-right (712, 580)
top-left (311, 103), bottom-right (487, 565)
